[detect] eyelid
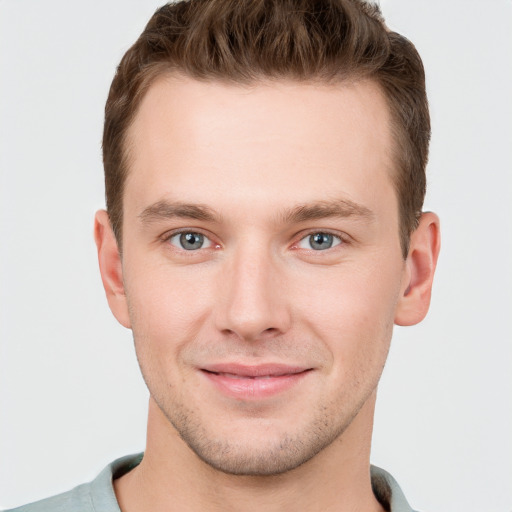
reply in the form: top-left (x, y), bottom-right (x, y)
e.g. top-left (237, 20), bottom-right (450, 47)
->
top-left (158, 227), bottom-right (350, 252)
top-left (292, 229), bottom-right (348, 250)
top-left (160, 228), bottom-right (219, 249)
top-left (170, 232), bottom-right (212, 250)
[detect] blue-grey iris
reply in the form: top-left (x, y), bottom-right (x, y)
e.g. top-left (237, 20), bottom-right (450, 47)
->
top-left (309, 233), bottom-right (334, 250)
top-left (180, 232), bottom-right (204, 250)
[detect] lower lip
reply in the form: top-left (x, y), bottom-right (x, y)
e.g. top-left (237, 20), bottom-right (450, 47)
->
top-left (201, 370), bottom-right (311, 400)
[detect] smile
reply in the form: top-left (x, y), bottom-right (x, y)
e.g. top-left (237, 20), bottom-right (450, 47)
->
top-left (200, 364), bottom-right (312, 399)
top-left (213, 372), bottom-right (290, 379)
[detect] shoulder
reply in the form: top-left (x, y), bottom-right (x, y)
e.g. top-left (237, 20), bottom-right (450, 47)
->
top-left (3, 453), bottom-right (143, 512)
top-left (371, 465), bottom-right (419, 512)
top-left (3, 482), bottom-right (94, 512)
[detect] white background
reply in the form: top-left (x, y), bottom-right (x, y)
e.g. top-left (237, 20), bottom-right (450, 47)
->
top-left (1, 1), bottom-right (511, 510)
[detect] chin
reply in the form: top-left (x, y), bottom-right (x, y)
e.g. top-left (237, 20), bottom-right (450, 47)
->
top-left (164, 401), bottom-right (353, 477)
top-left (182, 435), bottom-right (328, 476)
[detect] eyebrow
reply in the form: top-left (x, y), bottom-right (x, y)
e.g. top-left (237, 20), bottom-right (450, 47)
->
top-left (139, 200), bottom-right (220, 224)
top-left (279, 199), bottom-right (375, 224)
top-left (138, 197), bottom-right (374, 226)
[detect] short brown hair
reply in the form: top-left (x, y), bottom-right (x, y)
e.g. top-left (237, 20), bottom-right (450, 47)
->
top-left (103, 0), bottom-right (430, 257)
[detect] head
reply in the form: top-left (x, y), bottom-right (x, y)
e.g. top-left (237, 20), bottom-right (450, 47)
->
top-left (103, 0), bottom-right (430, 258)
top-left (96, 0), bottom-right (439, 477)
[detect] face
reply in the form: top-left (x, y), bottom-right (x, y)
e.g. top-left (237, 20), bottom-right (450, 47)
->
top-left (110, 76), bottom-right (411, 475)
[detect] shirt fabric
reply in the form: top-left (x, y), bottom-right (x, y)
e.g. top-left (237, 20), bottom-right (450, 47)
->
top-left (4, 453), bottom-right (417, 512)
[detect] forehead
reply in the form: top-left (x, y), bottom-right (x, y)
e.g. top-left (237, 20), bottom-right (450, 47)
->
top-left (124, 75), bottom-right (394, 218)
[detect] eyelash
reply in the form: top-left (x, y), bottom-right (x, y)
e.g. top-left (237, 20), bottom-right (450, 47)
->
top-left (161, 229), bottom-right (219, 251)
top-left (293, 230), bottom-right (345, 251)
top-left (161, 229), bottom-right (348, 253)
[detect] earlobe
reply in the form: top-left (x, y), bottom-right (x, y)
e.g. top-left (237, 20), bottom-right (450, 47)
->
top-left (395, 212), bottom-right (441, 326)
top-left (94, 210), bottom-right (131, 329)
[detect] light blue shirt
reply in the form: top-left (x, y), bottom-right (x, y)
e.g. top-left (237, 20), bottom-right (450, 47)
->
top-left (4, 453), bottom-right (417, 512)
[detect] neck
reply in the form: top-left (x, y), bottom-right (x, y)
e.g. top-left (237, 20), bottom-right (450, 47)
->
top-left (114, 394), bottom-right (384, 512)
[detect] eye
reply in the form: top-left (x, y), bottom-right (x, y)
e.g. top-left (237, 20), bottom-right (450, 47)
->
top-left (297, 232), bottom-right (342, 251)
top-left (168, 231), bottom-right (213, 251)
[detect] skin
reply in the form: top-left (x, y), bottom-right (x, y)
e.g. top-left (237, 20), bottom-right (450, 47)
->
top-left (95, 76), bottom-right (440, 512)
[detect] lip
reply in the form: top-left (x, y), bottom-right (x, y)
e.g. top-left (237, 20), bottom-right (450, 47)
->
top-left (200, 363), bottom-right (312, 400)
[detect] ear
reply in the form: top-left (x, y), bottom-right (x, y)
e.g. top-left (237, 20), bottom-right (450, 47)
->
top-left (395, 212), bottom-right (441, 326)
top-left (94, 210), bottom-right (131, 328)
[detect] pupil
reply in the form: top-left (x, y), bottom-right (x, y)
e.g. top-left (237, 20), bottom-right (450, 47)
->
top-left (181, 232), bottom-right (203, 250)
top-left (311, 233), bottom-right (333, 250)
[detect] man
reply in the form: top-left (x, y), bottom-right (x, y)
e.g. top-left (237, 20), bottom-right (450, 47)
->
top-left (6, 0), bottom-right (440, 511)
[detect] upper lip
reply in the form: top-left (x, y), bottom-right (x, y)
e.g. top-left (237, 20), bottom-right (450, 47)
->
top-left (200, 363), bottom-right (311, 378)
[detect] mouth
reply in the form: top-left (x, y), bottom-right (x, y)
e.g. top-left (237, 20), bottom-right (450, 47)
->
top-left (200, 364), bottom-right (313, 399)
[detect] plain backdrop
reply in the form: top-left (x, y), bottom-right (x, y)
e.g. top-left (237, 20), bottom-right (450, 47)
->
top-left (1, 1), bottom-right (511, 510)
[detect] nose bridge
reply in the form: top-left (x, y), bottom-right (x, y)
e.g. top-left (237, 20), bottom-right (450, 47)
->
top-left (215, 238), bottom-right (290, 340)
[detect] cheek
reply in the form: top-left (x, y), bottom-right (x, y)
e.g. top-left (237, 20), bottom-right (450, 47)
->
top-left (291, 257), bottom-right (402, 364)
top-left (123, 258), bottom-right (216, 359)
top-left (123, 264), bottom-right (217, 403)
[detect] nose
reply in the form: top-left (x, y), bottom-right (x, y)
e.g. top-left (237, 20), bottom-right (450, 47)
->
top-left (214, 243), bottom-right (292, 342)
